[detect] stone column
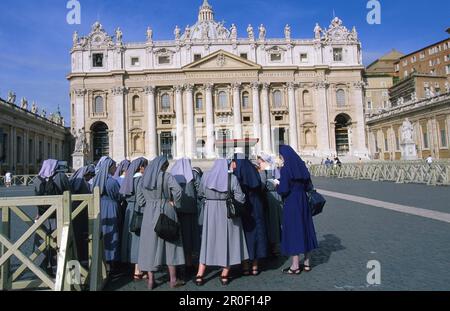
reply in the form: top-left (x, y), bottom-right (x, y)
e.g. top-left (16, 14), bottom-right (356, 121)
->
top-left (314, 81), bottom-right (331, 157)
top-left (251, 82), bottom-right (262, 155)
top-left (232, 83), bottom-right (243, 140)
top-left (111, 86), bottom-right (127, 162)
top-left (74, 89), bottom-right (86, 131)
top-left (352, 82), bottom-right (369, 158)
top-left (261, 83), bottom-right (272, 154)
top-left (185, 84), bottom-right (196, 159)
top-left (287, 82), bottom-right (299, 152)
top-left (205, 84), bottom-right (215, 159)
top-left (10, 126), bottom-right (16, 172)
top-left (145, 86), bottom-right (158, 159)
top-left (175, 85), bottom-right (185, 158)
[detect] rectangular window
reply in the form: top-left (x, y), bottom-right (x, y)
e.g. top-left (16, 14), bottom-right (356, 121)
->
top-left (441, 128), bottom-right (448, 147)
top-left (162, 120), bottom-right (171, 125)
top-left (158, 56), bottom-right (171, 64)
top-left (300, 53), bottom-right (308, 62)
top-left (384, 138), bottom-right (389, 151)
top-left (194, 54), bottom-right (202, 62)
top-left (196, 118), bottom-right (204, 123)
top-left (367, 101), bottom-right (372, 109)
top-left (240, 53), bottom-right (248, 59)
top-left (270, 53), bottom-right (282, 62)
top-left (243, 116), bottom-right (251, 122)
top-left (396, 136), bottom-right (400, 151)
top-left (92, 53), bottom-right (104, 67)
top-left (333, 48), bottom-right (343, 62)
top-left (423, 132), bottom-right (429, 149)
top-left (131, 57), bottom-right (140, 66)
top-left (275, 116), bottom-right (283, 121)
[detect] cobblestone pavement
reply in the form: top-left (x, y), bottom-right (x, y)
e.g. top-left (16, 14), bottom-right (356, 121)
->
top-left (1, 178), bottom-right (449, 291)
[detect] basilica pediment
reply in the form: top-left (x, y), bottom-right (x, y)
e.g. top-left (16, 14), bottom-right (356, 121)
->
top-left (183, 50), bottom-right (261, 71)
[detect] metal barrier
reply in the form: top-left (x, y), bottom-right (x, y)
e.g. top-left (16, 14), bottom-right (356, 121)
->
top-left (0, 174), bottom-right (74, 187)
top-left (0, 188), bottom-right (107, 291)
top-left (310, 162), bottom-right (450, 186)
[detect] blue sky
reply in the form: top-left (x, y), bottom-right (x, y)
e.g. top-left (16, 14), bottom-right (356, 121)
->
top-left (0, 0), bottom-right (449, 121)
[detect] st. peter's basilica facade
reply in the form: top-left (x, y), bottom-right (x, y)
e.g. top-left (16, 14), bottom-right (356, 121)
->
top-left (68, 0), bottom-right (368, 162)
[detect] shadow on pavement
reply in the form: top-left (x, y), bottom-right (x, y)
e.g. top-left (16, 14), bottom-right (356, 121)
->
top-left (311, 234), bottom-right (345, 268)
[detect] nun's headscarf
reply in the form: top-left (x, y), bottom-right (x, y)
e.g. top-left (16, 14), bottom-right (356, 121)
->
top-left (113, 160), bottom-right (131, 179)
top-left (258, 152), bottom-right (281, 179)
top-left (142, 156), bottom-right (168, 191)
top-left (91, 157), bottom-right (116, 195)
top-left (95, 156), bottom-right (108, 175)
top-left (279, 145), bottom-right (310, 181)
top-left (70, 164), bottom-right (95, 193)
top-left (202, 159), bottom-right (229, 192)
top-left (119, 157), bottom-right (148, 196)
top-left (171, 158), bottom-right (194, 185)
top-left (232, 153), bottom-right (261, 190)
top-left (39, 160), bottom-right (59, 179)
top-left (193, 167), bottom-right (203, 177)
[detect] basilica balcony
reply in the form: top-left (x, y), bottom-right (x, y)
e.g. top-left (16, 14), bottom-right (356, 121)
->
top-left (270, 106), bottom-right (289, 115)
top-left (157, 108), bottom-right (175, 119)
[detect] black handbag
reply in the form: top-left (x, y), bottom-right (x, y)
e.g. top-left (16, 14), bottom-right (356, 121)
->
top-left (226, 173), bottom-right (244, 219)
top-left (130, 207), bottom-right (144, 236)
top-left (306, 180), bottom-right (326, 217)
top-left (154, 173), bottom-right (180, 242)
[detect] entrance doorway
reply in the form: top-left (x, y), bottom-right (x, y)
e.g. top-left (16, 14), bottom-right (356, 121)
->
top-left (91, 122), bottom-right (109, 162)
top-left (160, 132), bottom-right (174, 160)
top-left (335, 114), bottom-right (351, 156)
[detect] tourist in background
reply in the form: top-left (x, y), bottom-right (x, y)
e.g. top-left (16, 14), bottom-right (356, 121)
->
top-left (171, 158), bottom-right (201, 275)
top-left (138, 156), bottom-right (185, 289)
top-left (69, 164), bottom-right (96, 264)
top-left (231, 153), bottom-right (268, 276)
top-left (277, 145), bottom-right (318, 275)
top-left (91, 157), bottom-right (122, 274)
top-left (195, 159), bottom-right (248, 287)
top-left (5, 171), bottom-right (12, 187)
top-left (119, 157), bottom-right (148, 280)
top-left (257, 153), bottom-right (283, 257)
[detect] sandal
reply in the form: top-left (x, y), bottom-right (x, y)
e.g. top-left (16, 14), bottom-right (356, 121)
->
top-left (133, 273), bottom-right (145, 281)
top-left (195, 275), bottom-right (205, 287)
top-left (252, 268), bottom-right (260, 276)
top-left (170, 279), bottom-right (186, 289)
top-left (282, 267), bottom-right (301, 275)
top-left (303, 265), bottom-right (312, 272)
top-left (220, 276), bottom-right (231, 286)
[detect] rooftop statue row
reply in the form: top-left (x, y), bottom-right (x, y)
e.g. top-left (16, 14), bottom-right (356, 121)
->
top-left (3, 91), bottom-right (65, 126)
top-left (72, 16), bottom-right (359, 50)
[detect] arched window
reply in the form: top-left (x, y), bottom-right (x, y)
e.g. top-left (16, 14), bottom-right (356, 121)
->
top-left (94, 96), bottom-right (104, 114)
top-left (218, 91), bottom-right (228, 109)
top-left (273, 90), bottom-right (282, 108)
top-left (242, 91), bottom-right (250, 109)
top-left (161, 94), bottom-right (170, 111)
top-left (195, 93), bottom-right (203, 111)
top-left (133, 134), bottom-right (144, 153)
top-left (303, 90), bottom-right (312, 107)
top-left (132, 95), bottom-right (141, 112)
top-left (336, 89), bottom-right (346, 107)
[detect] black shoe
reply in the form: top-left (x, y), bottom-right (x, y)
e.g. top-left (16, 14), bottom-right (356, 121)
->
top-left (195, 275), bottom-right (205, 287)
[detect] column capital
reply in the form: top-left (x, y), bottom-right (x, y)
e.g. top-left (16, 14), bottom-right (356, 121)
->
top-left (175, 85), bottom-right (184, 94)
top-left (184, 84), bottom-right (195, 93)
top-left (111, 86), bottom-right (128, 96)
top-left (287, 82), bottom-right (297, 90)
top-left (353, 81), bottom-right (366, 89)
top-left (251, 82), bottom-right (260, 91)
top-left (144, 85), bottom-right (156, 95)
top-left (314, 81), bottom-right (329, 90)
top-left (261, 83), bottom-right (270, 91)
top-left (204, 83), bottom-right (214, 92)
top-left (74, 89), bottom-right (86, 97)
top-left (232, 82), bottom-right (242, 91)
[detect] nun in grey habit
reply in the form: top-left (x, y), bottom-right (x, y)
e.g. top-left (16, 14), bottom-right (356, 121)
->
top-left (137, 156), bottom-right (185, 289)
top-left (257, 153), bottom-right (283, 256)
top-left (195, 159), bottom-right (249, 287)
top-left (171, 158), bottom-right (201, 270)
top-left (119, 157), bottom-right (148, 279)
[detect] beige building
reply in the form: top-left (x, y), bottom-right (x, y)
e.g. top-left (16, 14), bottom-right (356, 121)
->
top-left (394, 31), bottom-right (450, 82)
top-left (68, 0), bottom-right (369, 165)
top-left (0, 96), bottom-right (69, 175)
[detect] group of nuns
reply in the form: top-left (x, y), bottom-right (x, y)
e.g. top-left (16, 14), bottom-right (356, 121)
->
top-left (36, 144), bottom-right (318, 289)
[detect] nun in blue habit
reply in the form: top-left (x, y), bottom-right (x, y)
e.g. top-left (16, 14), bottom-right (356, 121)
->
top-left (114, 160), bottom-right (131, 187)
top-left (69, 164), bottom-right (95, 264)
top-left (91, 157), bottom-right (122, 268)
top-left (277, 145), bottom-right (318, 275)
top-left (119, 157), bottom-right (148, 279)
top-left (137, 156), bottom-right (185, 289)
top-left (231, 153), bottom-right (268, 276)
top-left (171, 158), bottom-right (201, 270)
